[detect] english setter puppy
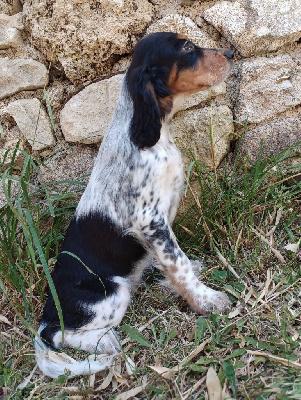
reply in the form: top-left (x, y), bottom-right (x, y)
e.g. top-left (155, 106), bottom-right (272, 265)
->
top-left (35, 32), bottom-right (233, 378)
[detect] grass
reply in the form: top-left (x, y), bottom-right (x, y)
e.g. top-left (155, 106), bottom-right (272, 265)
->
top-left (0, 131), bottom-right (300, 399)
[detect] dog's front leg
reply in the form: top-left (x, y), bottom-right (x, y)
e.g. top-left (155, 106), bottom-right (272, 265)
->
top-left (138, 217), bottom-right (232, 315)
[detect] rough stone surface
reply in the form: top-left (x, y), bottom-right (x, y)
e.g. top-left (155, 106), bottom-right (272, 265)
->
top-left (0, 1), bottom-right (12, 15)
top-left (147, 14), bottom-right (218, 48)
top-left (235, 55), bottom-right (301, 124)
top-left (39, 145), bottom-right (98, 185)
top-left (240, 113), bottom-right (301, 162)
top-left (0, 13), bottom-right (23, 49)
top-left (6, 99), bottom-right (55, 150)
top-left (173, 105), bottom-right (234, 170)
top-left (23, 0), bottom-right (154, 84)
top-left (0, 58), bottom-right (48, 100)
top-left (0, 136), bottom-right (29, 171)
top-left (204, 0), bottom-right (301, 57)
top-left (0, 176), bottom-right (19, 209)
top-left (60, 74), bottom-right (124, 144)
top-left (179, 83), bottom-right (227, 112)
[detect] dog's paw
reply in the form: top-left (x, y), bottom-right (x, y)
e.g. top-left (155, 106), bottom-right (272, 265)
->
top-left (190, 289), bottom-right (232, 315)
top-left (207, 290), bottom-right (232, 313)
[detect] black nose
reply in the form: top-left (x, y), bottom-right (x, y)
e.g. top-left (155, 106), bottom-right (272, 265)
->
top-left (224, 50), bottom-right (234, 59)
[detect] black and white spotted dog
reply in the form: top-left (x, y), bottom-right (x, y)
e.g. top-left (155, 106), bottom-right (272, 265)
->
top-left (35, 32), bottom-right (234, 378)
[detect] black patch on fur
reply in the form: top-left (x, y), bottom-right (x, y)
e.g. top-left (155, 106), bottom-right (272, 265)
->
top-left (40, 213), bottom-right (146, 344)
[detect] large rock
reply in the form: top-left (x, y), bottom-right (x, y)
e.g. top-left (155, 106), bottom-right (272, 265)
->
top-left (204, 0), bottom-right (301, 57)
top-left (147, 14), bottom-right (218, 48)
top-left (23, 0), bottom-right (154, 84)
top-left (60, 74), bottom-right (124, 144)
top-left (6, 99), bottom-right (55, 150)
top-left (240, 114), bottom-right (301, 162)
top-left (0, 13), bottom-right (23, 49)
top-left (235, 55), bottom-right (301, 124)
top-left (173, 105), bottom-right (234, 170)
top-left (39, 145), bottom-right (98, 185)
top-left (0, 58), bottom-right (48, 100)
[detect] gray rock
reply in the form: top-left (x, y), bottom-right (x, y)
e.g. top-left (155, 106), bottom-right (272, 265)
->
top-left (60, 74), bottom-right (124, 144)
top-left (172, 105), bottom-right (234, 170)
top-left (0, 58), bottom-right (48, 100)
top-left (178, 83), bottom-right (227, 112)
top-left (0, 13), bottom-right (23, 49)
top-left (235, 55), bottom-right (301, 124)
top-left (147, 14), bottom-right (218, 49)
top-left (6, 99), bottom-right (55, 150)
top-left (0, 1), bottom-right (12, 15)
top-left (240, 114), bottom-right (301, 162)
top-left (39, 145), bottom-right (98, 185)
top-left (23, 0), bottom-right (154, 84)
top-left (204, 0), bottom-right (301, 57)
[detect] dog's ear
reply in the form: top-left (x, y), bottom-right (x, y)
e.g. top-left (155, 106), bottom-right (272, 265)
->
top-left (127, 66), bottom-right (171, 149)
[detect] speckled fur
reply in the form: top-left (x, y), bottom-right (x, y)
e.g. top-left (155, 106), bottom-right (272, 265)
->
top-left (35, 32), bottom-right (233, 378)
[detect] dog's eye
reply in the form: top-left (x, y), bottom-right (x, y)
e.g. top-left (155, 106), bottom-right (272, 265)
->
top-left (182, 41), bottom-right (194, 52)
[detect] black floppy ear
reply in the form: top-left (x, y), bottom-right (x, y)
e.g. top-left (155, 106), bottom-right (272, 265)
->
top-left (127, 66), bottom-right (170, 149)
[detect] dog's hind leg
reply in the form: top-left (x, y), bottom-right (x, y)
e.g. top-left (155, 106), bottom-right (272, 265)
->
top-left (35, 277), bottom-right (131, 378)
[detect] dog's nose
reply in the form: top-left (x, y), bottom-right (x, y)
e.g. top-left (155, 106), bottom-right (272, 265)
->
top-left (224, 50), bottom-right (234, 59)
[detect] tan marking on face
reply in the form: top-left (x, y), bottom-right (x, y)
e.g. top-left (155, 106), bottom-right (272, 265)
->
top-left (168, 49), bottom-right (232, 96)
top-left (158, 96), bottom-right (173, 114)
top-left (177, 34), bottom-right (189, 40)
top-left (146, 82), bottom-right (158, 102)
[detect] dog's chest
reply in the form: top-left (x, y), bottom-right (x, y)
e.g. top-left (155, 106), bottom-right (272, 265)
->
top-left (137, 140), bottom-right (184, 211)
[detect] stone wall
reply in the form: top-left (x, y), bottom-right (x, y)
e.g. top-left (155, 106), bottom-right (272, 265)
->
top-left (0, 0), bottom-right (300, 207)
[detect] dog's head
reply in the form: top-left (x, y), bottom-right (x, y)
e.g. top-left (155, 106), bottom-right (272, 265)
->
top-left (126, 32), bottom-right (233, 149)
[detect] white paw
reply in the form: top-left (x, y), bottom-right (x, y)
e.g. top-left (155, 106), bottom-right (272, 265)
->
top-left (189, 288), bottom-right (232, 315)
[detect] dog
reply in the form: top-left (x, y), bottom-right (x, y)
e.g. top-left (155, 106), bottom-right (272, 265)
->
top-left (35, 32), bottom-right (233, 378)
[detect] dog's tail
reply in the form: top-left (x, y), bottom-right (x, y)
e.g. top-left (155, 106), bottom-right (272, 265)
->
top-left (34, 333), bottom-right (116, 378)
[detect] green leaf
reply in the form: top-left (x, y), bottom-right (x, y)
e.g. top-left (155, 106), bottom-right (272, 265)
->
top-left (196, 317), bottom-right (208, 340)
top-left (55, 373), bottom-right (70, 384)
top-left (196, 356), bottom-right (216, 365)
top-left (223, 360), bottom-right (236, 397)
top-left (149, 386), bottom-right (166, 394)
top-left (224, 349), bottom-right (246, 360)
top-left (190, 364), bottom-right (208, 372)
top-left (165, 328), bottom-right (177, 344)
top-left (233, 360), bottom-right (245, 368)
top-left (158, 328), bottom-right (166, 347)
top-left (121, 325), bottom-right (152, 348)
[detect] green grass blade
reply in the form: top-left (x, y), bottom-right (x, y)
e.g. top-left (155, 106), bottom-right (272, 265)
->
top-left (23, 209), bottom-right (65, 341)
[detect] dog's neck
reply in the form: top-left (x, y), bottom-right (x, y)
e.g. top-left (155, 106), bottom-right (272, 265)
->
top-left (110, 78), bottom-right (187, 147)
top-left (159, 93), bottom-right (187, 143)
